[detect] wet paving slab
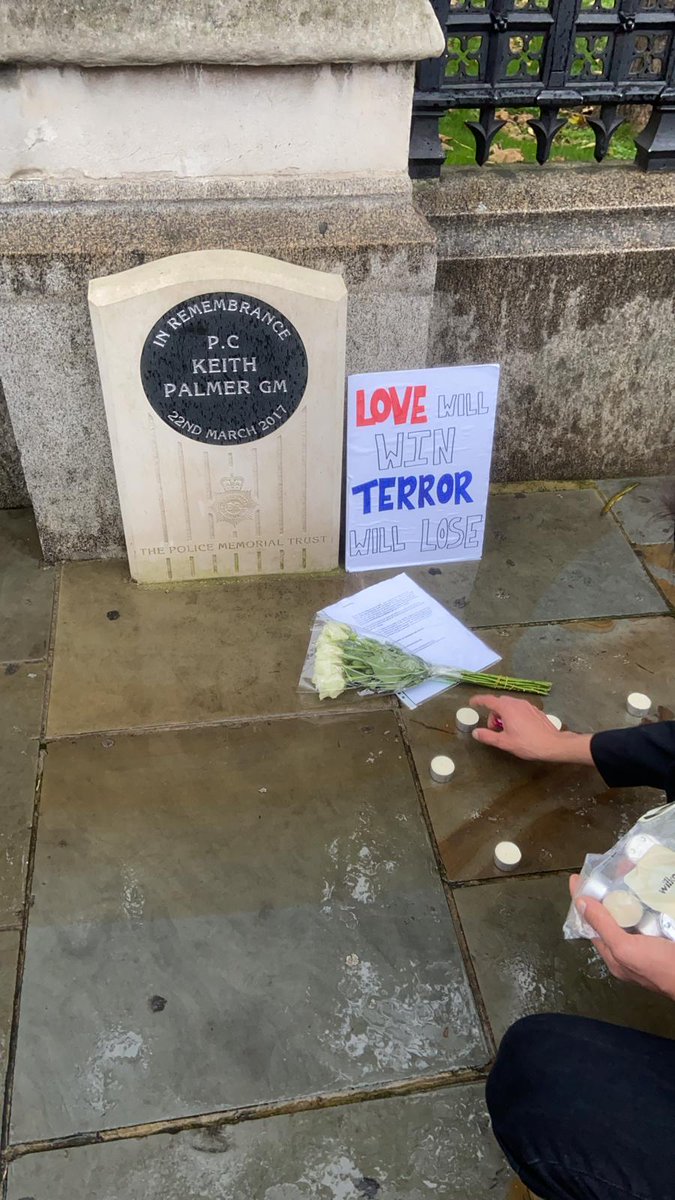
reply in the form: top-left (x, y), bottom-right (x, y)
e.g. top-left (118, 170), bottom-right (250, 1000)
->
top-left (351, 488), bottom-right (666, 628)
top-left (0, 662), bottom-right (45, 923)
top-left (7, 1082), bottom-right (510, 1200)
top-left (0, 509), bottom-right (54, 664)
top-left (403, 616), bottom-right (675, 882)
top-left (636, 543), bottom-right (675, 607)
top-left (46, 561), bottom-right (394, 737)
top-left (455, 874), bottom-right (675, 1043)
top-left (0, 930), bottom-right (20, 1103)
top-left (406, 488), bottom-right (667, 628)
top-left (596, 477), bottom-right (673, 546)
top-left (596, 477), bottom-right (675, 608)
top-left (47, 488), bottom-right (666, 739)
top-left (11, 713), bottom-right (487, 1142)
top-left (3, 489), bottom-right (673, 1195)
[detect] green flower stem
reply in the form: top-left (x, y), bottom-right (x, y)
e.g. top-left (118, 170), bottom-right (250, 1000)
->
top-left (430, 668), bottom-right (552, 696)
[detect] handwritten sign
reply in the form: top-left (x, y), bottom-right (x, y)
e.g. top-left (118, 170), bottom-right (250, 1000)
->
top-left (346, 364), bottom-right (499, 572)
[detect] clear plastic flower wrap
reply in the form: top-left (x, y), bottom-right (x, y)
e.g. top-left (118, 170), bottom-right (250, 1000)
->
top-left (564, 800), bottom-right (675, 942)
top-left (299, 615), bottom-right (552, 701)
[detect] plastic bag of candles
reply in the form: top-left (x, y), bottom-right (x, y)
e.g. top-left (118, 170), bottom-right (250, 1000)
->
top-left (563, 801), bottom-right (675, 942)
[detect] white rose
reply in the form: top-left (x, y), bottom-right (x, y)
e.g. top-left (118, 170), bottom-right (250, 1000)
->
top-left (315, 628), bottom-right (347, 667)
top-left (314, 640), bottom-right (336, 668)
top-left (313, 660), bottom-right (346, 700)
top-left (322, 621), bottom-right (351, 643)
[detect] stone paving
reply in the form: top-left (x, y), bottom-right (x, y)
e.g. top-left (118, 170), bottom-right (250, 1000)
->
top-left (0, 479), bottom-right (673, 1199)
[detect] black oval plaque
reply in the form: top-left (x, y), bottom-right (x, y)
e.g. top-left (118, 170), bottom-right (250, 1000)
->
top-left (140, 291), bottom-right (308, 446)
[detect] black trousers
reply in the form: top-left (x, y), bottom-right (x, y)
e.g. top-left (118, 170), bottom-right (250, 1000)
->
top-left (486, 1014), bottom-right (675, 1200)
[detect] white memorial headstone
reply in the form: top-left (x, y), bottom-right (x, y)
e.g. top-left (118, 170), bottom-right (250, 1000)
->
top-left (89, 249), bottom-right (347, 583)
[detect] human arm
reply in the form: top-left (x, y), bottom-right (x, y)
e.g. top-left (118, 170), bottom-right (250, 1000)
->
top-left (469, 695), bottom-right (594, 764)
top-left (570, 875), bottom-right (675, 1001)
top-left (590, 722), bottom-right (675, 793)
top-left (469, 696), bottom-right (675, 793)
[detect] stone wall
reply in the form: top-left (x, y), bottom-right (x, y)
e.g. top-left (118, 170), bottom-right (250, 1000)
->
top-left (1, 1), bottom-right (674, 549)
top-left (0, 0), bottom-right (443, 66)
top-left (1, 63), bottom-right (415, 180)
top-left (0, 380), bottom-right (28, 507)
top-left (0, 0), bottom-right (443, 539)
top-left (3, 164), bottom-right (675, 541)
top-left (418, 165), bottom-right (675, 482)
top-left (0, 0), bottom-right (442, 182)
top-left (0, 177), bottom-right (437, 556)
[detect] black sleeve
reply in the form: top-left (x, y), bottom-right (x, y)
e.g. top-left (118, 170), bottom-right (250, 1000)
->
top-left (591, 721), bottom-right (675, 794)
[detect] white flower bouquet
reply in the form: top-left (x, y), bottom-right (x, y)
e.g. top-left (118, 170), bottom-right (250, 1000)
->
top-left (300, 617), bottom-right (552, 702)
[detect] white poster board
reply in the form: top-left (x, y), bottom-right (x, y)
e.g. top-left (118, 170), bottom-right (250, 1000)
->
top-left (346, 364), bottom-right (499, 572)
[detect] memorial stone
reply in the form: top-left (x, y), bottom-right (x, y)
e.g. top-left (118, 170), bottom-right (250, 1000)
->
top-left (89, 250), bottom-right (347, 582)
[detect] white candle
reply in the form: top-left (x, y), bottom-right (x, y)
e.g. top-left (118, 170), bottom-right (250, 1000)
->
top-left (603, 890), bottom-right (644, 929)
top-left (637, 910), bottom-right (662, 937)
top-left (659, 913), bottom-right (675, 941)
top-left (581, 873), bottom-right (610, 902)
top-left (494, 841), bottom-right (522, 872)
top-left (626, 692), bottom-right (651, 717)
top-left (456, 706), bottom-right (480, 733)
top-left (624, 833), bottom-right (657, 863)
top-left (430, 755), bottom-right (455, 783)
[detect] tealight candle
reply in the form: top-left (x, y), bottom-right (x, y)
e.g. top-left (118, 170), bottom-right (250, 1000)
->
top-left (545, 714), bottom-right (563, 730)
top-left (626, 692), bottom-right (651, 717)
top-left (581, 873), bottom-right (610, 902)
top-left (494, 841), bottom-right (522, 872)
top-left (624, 833), bottom-right (657, 864)
top-left (430, 755), bottom-right (455, 783)
top-left (637, 910), bottom-right (662, 937)
top-left (456, 706), bottom-right (480, 733)
top-left (659, 913), bottom-right (675, 941)
top-left (603, 890), bottom-right (644, 929)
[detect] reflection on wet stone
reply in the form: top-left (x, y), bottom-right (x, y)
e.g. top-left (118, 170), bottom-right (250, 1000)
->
top-left (47, 563), bottom-right (393, 735)
top-left (456, 875), bottom-right (675, 1043)
top-left (11, 714), bottom-right (486, 1140)
top-left (188, 1125), bottom-right (232, 1154)
top-left (356, 1177), bottom-right (381, 1197)
top-left (5, 473), bottom-right (674, 1193)
top-left (404, 615), bottom-right (675, 880)
top-left (0, 510), bottom-right (54, 663)
top-left (411, 489), bottom-right (667, 626)
top-left (0, 664), bottom-right (45, 923)
top-left (0, 932), bottom-right (20, 1101)
top-left (596, 477), bottom-right (674, 545)
top-left (7, 1085), bottom-right (508, 1200)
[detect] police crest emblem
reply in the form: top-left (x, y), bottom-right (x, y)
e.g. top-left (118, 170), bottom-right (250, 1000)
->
top-left (211, 476), bottom-right (258, 526)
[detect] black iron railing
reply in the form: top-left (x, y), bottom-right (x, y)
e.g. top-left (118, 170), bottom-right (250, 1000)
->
top-left (410, 0), bottom-right (675, 175)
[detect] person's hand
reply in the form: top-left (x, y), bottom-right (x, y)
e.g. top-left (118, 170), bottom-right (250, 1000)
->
top-left (570, 875), bottom-right (675, 1002)
top-left (469, 695), bottom-right (594, 764)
